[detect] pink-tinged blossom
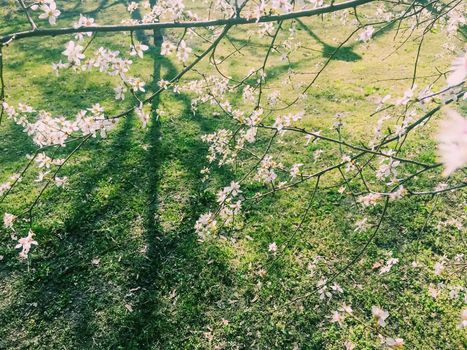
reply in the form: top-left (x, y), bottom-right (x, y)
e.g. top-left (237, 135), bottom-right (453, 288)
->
top-left (308, 0), bottom-right (324, 9)
top-left (158, 79), bottom-right (170, 89)
top-left (379, 257), bottom-right (399, 274)
top-left (54, 176), bottom-right (68, 188)
top-left (272, 0), bottom-right (293, 13)
top-left (389, 186), bottom-right (407, 201)
top-left (317, 278), bottom-right (332, 300)
top-left (340, 303), bottom-right (353, 314)
top-left (372, 306), bottom-right (389, 327)
top-left (62, 41), bottom-right (85, 65)
top-left (73, 14), bottom-right (95, 29)
top-left (290, 163), bottom-right (303, 178)
top-left (18, 103), bottom-right (34, 113)
top-left (331, 283), bottom-right (343, 293)
top-left (15, 230), bottom-right (38, 258)
top-left (51, 61), bottom-right (68, 76)
top-left (195, 213), bottom-right (217, 240)
top-left (385, 337), bottom-right (405, 348)
top-left (2, 102), bottom-right (17, 119)
top-left (38, 2), bottom-right (61, 25)
top-left (88, 103), bottom-right (105, 116)
top-left (128, 77), bottom-right (146, 92)
top-left (447, 52), bottom-right (467, 87)
top-left (161, 41), bottom-right (176, 56)
top-left (354, 217), bottom-right (368, 232)
top-left (433, 259), bottom-right (445, 276)
top-left (329, 311), bottom-right (344, 326)
top-left (359, 26), bottom-right (375, 42)
top-left (437, 108), bottom-right (467, 176)
top-left (130, 43), bottom-right (149, 59)
top-left (127, 2), bottom-right (138, 13)
top-left (135, 105), bottom-right (150, 128)
top-left (176, 40), bottom-right (192, 63)
top-left (3, 213), bottom-right (17, 229)
top-left (396, 85), bottom-right (416, 105)
top-left (428, 284), bottom-right (442, 299)
top-left (459, 308), bottom-right (467, 329)
top-left (73, 15), bottom-right (96, 40)
top-left (268, 242), bottom-right (278, 253)
top-left (358, 193), bottom-right (381, 207)
top-left (114, 85), bottom-right (127, 100)
top-left (31, 0), bottom-right (53, 11)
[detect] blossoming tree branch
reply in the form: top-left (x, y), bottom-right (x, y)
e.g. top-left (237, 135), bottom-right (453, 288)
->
top-left (0, 0), bottom-right (466, 344)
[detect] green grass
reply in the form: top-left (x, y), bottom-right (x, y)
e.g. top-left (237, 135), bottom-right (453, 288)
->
top-left (1, 1), bottom-right (466, 349)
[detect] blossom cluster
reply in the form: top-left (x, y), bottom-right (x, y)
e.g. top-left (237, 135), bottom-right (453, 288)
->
top-left (2, 102), bottom-right (116, 147)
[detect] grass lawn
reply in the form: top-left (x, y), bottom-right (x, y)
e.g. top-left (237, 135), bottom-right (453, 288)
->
top-left (0, 1), bottom-right (466, 349)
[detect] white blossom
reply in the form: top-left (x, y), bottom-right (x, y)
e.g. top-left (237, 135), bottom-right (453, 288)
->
top-left (437, 108), bottom-right (467, 176)
top-left (359, 26), bottom-right (375, 42)
top-left (290, 163), bottom-right (303, 178)
top-left (62, 41), bottom-right (85, 65)
top-left (371, 306), bottom-right (389, 327)
top-left (114, 85), bottom-right (127, 100)
top-left (161, 41), bottom-right (176, 56)
top-left (384, 337), bottom-right (405, 348)
top-left (128, 77), bottom-right (146, 92)
top-left (354, 217), bottom-right (368, 232)
top-left (268, 242), bottom-right (278, 253)
top-left (459, 308), bottom-right (467, 329)
top-left (130, 42), bottom-right (149, 59)
top-left (38, 1), bottom-right (61, 25)
top-left (329, 311), bottom-right (344, 326)
top-left (195, 213), bottom-right (217, 240)
top-left (447, 52), bottom-right (467, 87)
top-left (358, 193), bottom-right (381, 207)
top-left (127, 2), bottom-right (139, 13)
top-left (176, 40), bottom-right (192, 63)
top-left (54, 176), bottom-right (68, 188)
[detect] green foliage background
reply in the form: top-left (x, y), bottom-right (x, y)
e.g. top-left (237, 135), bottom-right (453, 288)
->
top-left (0, 1), bottom-right (465, 349)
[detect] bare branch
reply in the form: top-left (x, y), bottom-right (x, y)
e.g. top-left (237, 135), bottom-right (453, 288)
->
top-left (17, 0), bottom-right (37, 31)
top-left (0, 0), bottom-right (375, 44)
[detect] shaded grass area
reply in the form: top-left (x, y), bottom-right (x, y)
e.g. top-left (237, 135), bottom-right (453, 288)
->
top-left (1, 1), bottom-right (466, 349)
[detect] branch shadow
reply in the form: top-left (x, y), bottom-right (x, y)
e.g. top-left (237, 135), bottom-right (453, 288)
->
top-left (295, 18), bottom-right (397, 62)
top-left (0, 30), bottom-right (236, 350)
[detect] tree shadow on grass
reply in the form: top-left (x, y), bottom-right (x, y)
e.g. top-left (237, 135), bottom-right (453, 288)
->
top-left (0, 36), bottom-right (238, 349)
top-left (295, 18), bottom-right (396, 62)
top-left (0, 17), bottom-right (384, 349)
top-left (59, 0), bottom-right (121, 20)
